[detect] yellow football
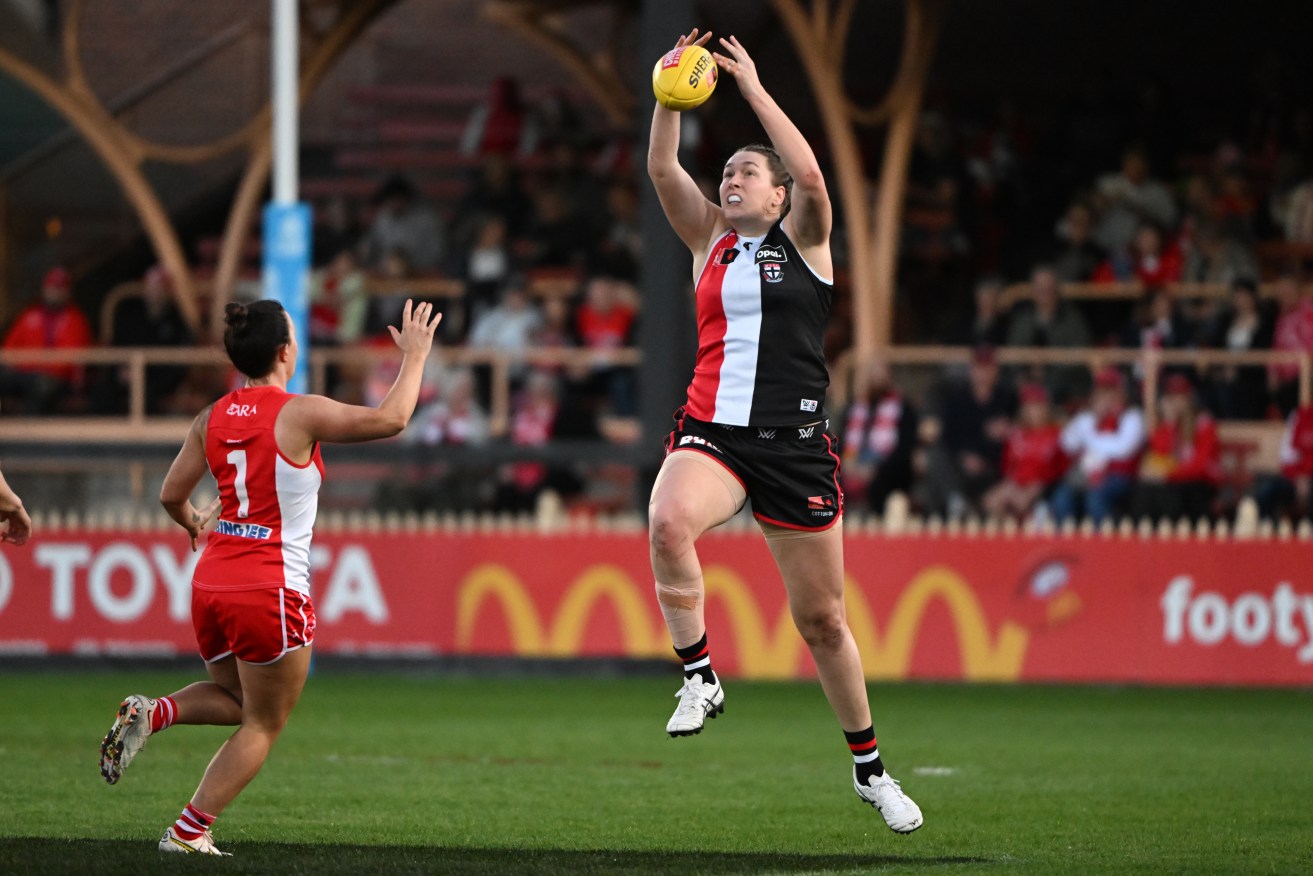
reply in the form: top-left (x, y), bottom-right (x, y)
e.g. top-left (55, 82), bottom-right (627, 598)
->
top-left (652, 45), bottom-right (718, 111)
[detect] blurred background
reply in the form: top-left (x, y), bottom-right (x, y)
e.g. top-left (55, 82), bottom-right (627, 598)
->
top-left (2, 0), bottom-right (1313, 683)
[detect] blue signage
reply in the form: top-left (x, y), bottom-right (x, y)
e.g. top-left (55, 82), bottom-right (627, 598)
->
top-left (262, 202), bottom-right (312, 394)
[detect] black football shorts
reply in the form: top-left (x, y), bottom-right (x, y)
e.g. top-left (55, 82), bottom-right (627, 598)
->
top-left (663, 408), bottom-right (844, 530)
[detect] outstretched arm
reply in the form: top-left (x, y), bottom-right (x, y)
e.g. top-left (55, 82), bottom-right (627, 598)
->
top-left (280, 299), bottom-right (441, 448)
top-left (648, 29), bottom-right (721, 254)
top-left (714, 35), bottom-right (831, 249)
top-left (0, 467), bottom-right (32, 546)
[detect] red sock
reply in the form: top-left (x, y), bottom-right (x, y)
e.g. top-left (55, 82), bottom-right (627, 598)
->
top-left (150, 696), bottom-right (178, 734)
top-left (173, 803), bottom-right (215, 841)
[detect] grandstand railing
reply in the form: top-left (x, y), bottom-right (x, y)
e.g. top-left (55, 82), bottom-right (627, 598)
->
top-left (4, 344), bottom-right (1308, 523)
top-left (2, 344), bottom-right (1307, 442)
top-left (998, 279), bottom-right (1311, 309)
top-left (0, 344), bottom-right (641, 442)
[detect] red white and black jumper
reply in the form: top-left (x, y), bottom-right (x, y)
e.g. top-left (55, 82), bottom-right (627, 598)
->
top-left (665, 221), bottom-right (844, 530)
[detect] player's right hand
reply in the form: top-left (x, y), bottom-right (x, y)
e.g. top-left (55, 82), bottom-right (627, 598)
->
top-left (184, 497), bottom-right (222, 552)
top-left (388, 298), bottom-right (441, 359)
top-left (0, 502), bottom-right (32, 546)
top-left (673, 27), bottom-right (713, 51)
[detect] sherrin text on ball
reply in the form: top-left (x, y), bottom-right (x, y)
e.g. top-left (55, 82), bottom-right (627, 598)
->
top-left (652, 45), bottom-right (718, 111)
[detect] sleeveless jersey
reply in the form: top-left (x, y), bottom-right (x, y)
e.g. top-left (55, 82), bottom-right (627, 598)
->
top-left (193, 385), bottom-right (324, 594)
top-left (686, 221), bottom-right (832, 426)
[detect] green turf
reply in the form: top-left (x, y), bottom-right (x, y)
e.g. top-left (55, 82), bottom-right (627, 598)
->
top-left (1, 671), bottom-right (1310, 874)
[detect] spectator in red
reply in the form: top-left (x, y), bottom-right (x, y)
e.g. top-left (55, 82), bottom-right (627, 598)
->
top-left (839, 356), bottom-right (920, 516)
top-left (981, 382), bottom-right (1064, 521)
top-left (494, 370), bottom-right (579, 513)
top-left (1131, 374), bottom-right (1221, 522)
top-left (573, 274), bottom-right (638, 417)
top-left (460, 76), bottom-right (528, 158)
top-left (1050, 366), bottom-right (1146, 524)
top-left (0, 266), bottom-right (94, 413)
top-left (1268, 275), bottom-right (1313, 414)
top-left (310, 249), bottom-right (369, 351)
top-left (1253, 403), bottom-right (1313, 523)
top-left (1092, 223), bottom-right (1182, 287)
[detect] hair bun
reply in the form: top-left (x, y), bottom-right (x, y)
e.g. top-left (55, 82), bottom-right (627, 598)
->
top-left (224, 302), bottom-right (248, 331)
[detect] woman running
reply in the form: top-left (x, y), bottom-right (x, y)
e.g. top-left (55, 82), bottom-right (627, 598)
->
top-left (99, 298), bottom-right (439, 855)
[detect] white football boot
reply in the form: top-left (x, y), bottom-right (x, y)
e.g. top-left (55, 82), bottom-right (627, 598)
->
top-left (159, 826), bottom-right (231, 856)
top-left (666, 673), bottom-right (724, 737)
top-left (854, 768), bottom-right (924, 834)
top-left (99, 694), bottom-right (157, 784)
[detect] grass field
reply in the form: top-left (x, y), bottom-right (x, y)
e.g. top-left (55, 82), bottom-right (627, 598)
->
top-left (1, 670), bottom-right (1310, 875)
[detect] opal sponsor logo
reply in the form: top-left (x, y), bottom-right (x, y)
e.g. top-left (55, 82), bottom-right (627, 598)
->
top-left (754, 244), bottom-right (787, 262)
top-left (1161, 576), bottom-right (1313, 663)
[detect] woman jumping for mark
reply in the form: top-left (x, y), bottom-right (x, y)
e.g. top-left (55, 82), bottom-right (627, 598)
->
top-left (646, 29), bottom-right (923, 833)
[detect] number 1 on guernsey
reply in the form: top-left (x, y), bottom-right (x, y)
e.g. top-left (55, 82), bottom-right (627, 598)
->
top-left (226, 449), bottom-right (249, 518)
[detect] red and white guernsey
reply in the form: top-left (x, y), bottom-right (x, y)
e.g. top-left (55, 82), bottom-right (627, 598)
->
top-left (194, 385), bottom-right (324, 595)
top-left (686, 221), bottom-right (833, 426)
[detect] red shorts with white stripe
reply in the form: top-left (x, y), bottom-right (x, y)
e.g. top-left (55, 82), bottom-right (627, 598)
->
top-left (191, 586), bottom-right (316, 665)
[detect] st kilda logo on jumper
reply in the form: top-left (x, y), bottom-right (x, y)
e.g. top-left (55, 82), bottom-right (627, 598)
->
top-left (756, 244), bottom-right (787, 283)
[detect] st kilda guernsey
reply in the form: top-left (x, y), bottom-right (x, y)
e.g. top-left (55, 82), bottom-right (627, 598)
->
top-left (685, 221), bottom-right (833, 427)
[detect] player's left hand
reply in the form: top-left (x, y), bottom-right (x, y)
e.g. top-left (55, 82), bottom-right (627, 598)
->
top-left (185, 497), bottom-right (222, 552)
top-left (714, 35), bottom-right (762, 101)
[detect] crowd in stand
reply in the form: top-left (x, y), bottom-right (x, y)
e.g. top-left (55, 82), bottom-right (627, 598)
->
top-left (5, 67), bottom-right (1313, 522)
top-left (840, 345), bottom-right (1313, 526)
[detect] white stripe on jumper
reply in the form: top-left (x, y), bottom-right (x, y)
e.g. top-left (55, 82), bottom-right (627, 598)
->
top-left (275, 454), bottom-right (321, 595)
top-left (713, 240), bottom-right (763, 425)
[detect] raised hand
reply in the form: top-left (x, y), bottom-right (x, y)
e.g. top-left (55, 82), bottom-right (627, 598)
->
top-left (713, 35), bottom-right (762, 101)
top-left (0, 502), bottom-right (31, 546)
top-left (387, 298), bottom-right (442, 359)
top-left (673, 27), bottom-right (713, 51)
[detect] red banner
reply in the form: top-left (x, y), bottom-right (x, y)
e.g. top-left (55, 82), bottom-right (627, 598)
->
top-left (2, 530), bottom-right (1311, 686)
